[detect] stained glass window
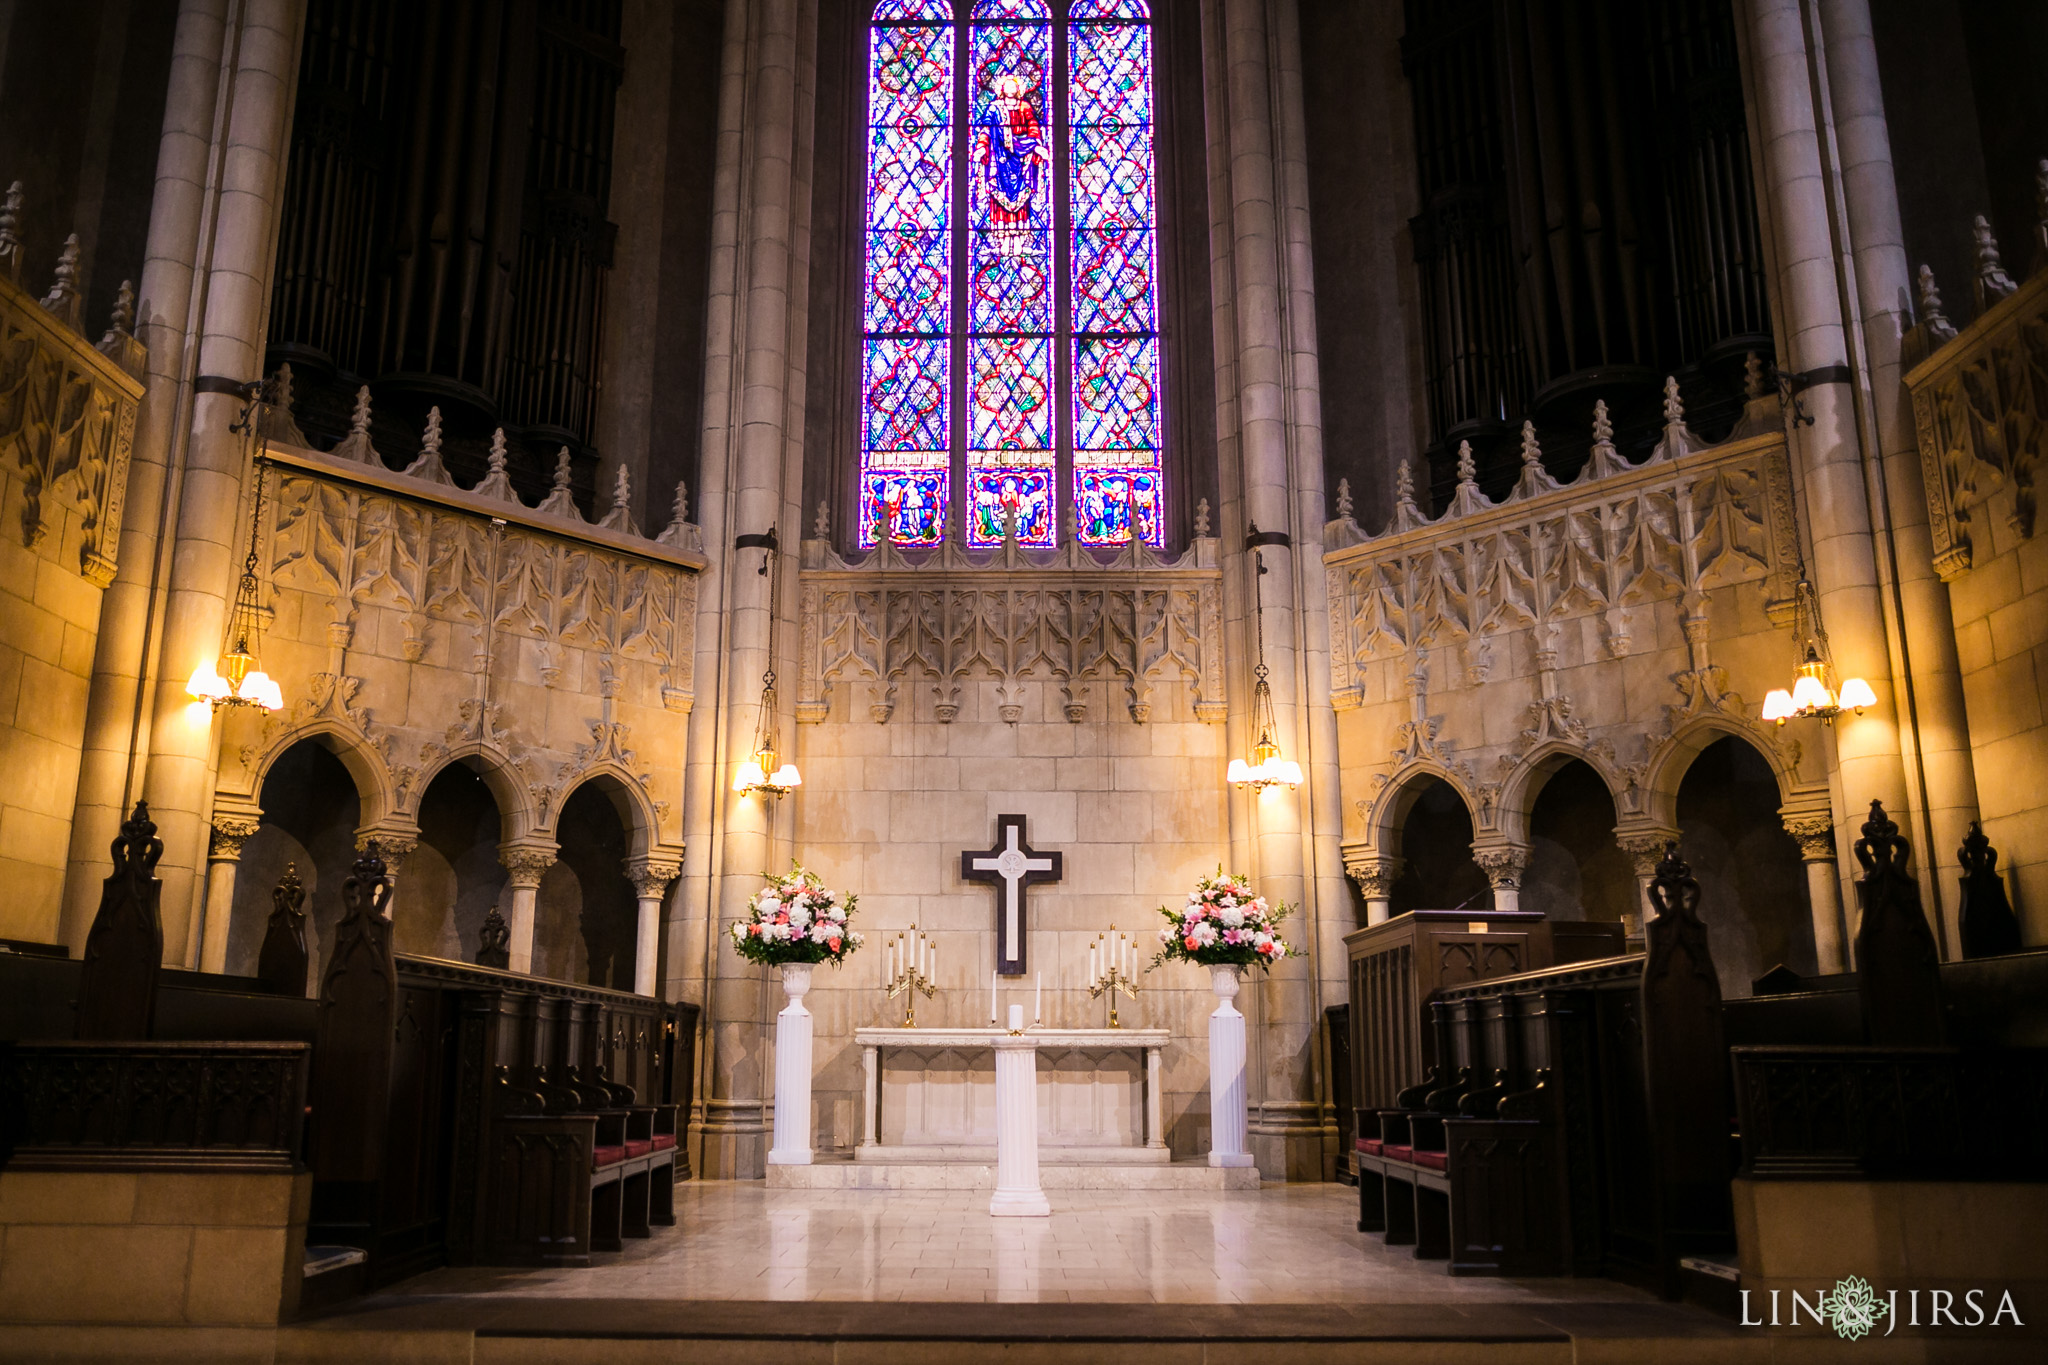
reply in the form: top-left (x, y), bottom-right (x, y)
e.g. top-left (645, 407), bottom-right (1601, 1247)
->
top-left (860, 0), bottom-right (1162, 548)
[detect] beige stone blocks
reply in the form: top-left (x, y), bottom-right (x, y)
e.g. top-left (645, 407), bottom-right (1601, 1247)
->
top-left (0, 1170), bottom-right (312, 1327)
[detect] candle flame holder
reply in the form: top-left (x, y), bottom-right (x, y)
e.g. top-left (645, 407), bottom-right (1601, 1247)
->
top-left (1088, 925), bottom-right (1141, 1029)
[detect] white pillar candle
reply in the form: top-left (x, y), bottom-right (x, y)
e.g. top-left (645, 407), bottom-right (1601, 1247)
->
top-left (1089, 940), bottom-right (1098, 986)
top-left (1034, 972), bottom-right (1041, 1024)
top-left (990, 971), bottom-right (998, 1025)
top-left (1008, 1003), bottom-right (1024, 1032)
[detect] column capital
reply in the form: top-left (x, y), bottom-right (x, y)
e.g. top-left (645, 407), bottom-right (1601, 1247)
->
top-left (1471, 844), bottom-right (1530, 891)
top-left (1343, 854), bottom-right (1403, 901)
top-left (625, 857), bottom-right (682, 899)
top-left (499, 839), bottom-right (560, 889)
top-left (208, 814), bottom-right (263, 860)
top-left (355, 824), bottom-right (420, 876)
top-left (1614, 827), bottom-right (1681, 877)
top-left (1782, 814), bottom-right (1837, 862)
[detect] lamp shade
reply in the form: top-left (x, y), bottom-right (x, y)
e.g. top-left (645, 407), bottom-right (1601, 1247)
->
top-left (1760, 688), bottom-right (1795, 722)
top-left (1226, 758), bottom-right (1253, 787)
top-left (769, 763), bottom-right (803, 789)
top-left (1790, 672), bottom-right (1834, 712)
top-left (186, 664), bottom-right (231, 703)
top-left (1836, 677), bottom-right (1877, 711)
top-left (733, 758), bottom-right (768, 793)
top-left (1267, 758), bottom-right (1305, 788)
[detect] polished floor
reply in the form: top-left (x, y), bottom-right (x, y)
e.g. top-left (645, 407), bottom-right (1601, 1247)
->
top-left (392, 1180), bottom-right (1651, 1305)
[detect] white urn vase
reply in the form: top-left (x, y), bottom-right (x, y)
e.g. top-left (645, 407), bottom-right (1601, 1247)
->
top-left (767, 961), bottom-right (815, 1166)
top-left (1207, 963), bottom-right (1253, 1168)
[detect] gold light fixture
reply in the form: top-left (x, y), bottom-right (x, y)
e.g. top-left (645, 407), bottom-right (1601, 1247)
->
top-left (734, 527), bottom-right (801, 798)
top-left (187, 449), bottom-right (283, 712)
top-left (1229, 526), bottom-right (1303, 791)
top-left (1760, 578), bottom-right (1876, 725)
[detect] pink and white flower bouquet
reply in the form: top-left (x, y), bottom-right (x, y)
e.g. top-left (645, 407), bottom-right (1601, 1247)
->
top-left (1152, 868), bottom-right (1291, 970)
top-left (728, 863), bottom-right (863, 966)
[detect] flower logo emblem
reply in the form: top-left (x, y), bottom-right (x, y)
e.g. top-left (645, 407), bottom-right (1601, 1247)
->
top-left (1819, 1276), bottom-right (1890, 1341)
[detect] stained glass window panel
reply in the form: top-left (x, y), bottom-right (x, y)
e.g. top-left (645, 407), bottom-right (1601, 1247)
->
top-left (1075, 466), bottom-right (1161, 546)
top-left (972, 0), bottom-right (1049, 17)
top-left (875, 0), bottom-right (952, 21)
top-left (863, 339), bottom-right (949, 456)
top-left (967, 467), bottom-right (1056, 546)
top-left (1072, 335), bottom-right (1158, 453)
top-left (1067, 0), bottom-right (1147, 18)
top-left (969, 335), bottom-right (1054, 453)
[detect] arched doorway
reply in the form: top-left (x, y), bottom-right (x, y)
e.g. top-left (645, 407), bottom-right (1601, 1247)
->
top-left (229, 740), bottom-right (362, 983)
top-left (1675, 735), bottom-right (1813, 995)
top-left (1388, 777), bottom-right (1491, 914)
top-left (1522, 760), bottom-right (1634, 923)
top-left (404, 762), bottom-right (510, 962)
top-left (535, 781), bottom-right (639, 989)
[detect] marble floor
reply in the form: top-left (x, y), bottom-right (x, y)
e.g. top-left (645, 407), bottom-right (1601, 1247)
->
top-left (391, 1181), bottom-right (1656, 1305)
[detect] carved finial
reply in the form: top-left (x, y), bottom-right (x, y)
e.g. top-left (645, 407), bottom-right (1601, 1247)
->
top-left (1916, 265), bottom-right (1958, 346)
top-left (106, 279), bottom-right (134, 338)
top-left (1389, 456), bottom-right (1429, 533)
top-left (656, 479), bottom-right (696, 549)
top-left (1334, 477), bottom-right (1354, 521)
top-left (402, 405), bottom-right (455, 484)
top-left (1958, 820), bottom-right (2023, 959)
top-left (1744, 351), bottom-right (1767, 402)
top-left (1194, 498), bottom-right (1211, 537)
top-left (330, 385), bottom-right (383, 465)
top-left (1854, 799), bottom-right (1908, 876)
top-left (343, 841), bottom-right (393, 922)
top-left (110, 799), bottom-right (164, 877)
top-left (259, 363), bottom-right (310, 444)
top-left (1447, 440), bottom-right (1490, 517)
top-left (535, 446), bottom-right (584, 520)
top-left (476, 904), bottom-right (511, 969)
top-left (1662, 375), bottom-right (1684, 425)
top-left (598, 462), bottom-right (636, 532)
top-left (1647, 842), bottom-right (1701, 922)
top-left (1455, 439), bottom-right (1476, 484)
top-left (273, 862), bottom-right (304, 916)
top-left (473, 427), bottom-right (517, 502)
top-left (1511, 420), bottom-right (1561, 500)
top-left (814, 499), bottom-right (829, 540)
top-left (1959, 821), bottom-right (1998, 880)
top-left (0, 181), bottom-right (22, 280)
top-left (1651, 375), bottom-right (1700, 461)
top-left (1974, 214), bottom-right (2017, 309)
top-left (1581, 398), bottom-right (1630, 482)
top-left (40, 232), bottom-right (80, 326)
top-left (1395, 457), bottom-right (1415, 504)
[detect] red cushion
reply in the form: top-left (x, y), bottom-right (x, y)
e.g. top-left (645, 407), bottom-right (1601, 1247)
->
top-left (592, 1145), bottom-right (626, 1167)
top-left (1358, 1138), bottom-right (1383, 1155)
top-left (1412, 1150), bottom-right (1447, 1171)
top-left (624, 1139), bottom-right (654, 1158)
top-left (1381, 1144), bottom-right (1413, 1162)
top-left (650, 1134), bottom-right (677, 1151)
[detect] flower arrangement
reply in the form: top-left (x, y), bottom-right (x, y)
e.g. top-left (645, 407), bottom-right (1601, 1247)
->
top-left (728, 863), bottom-right (863, 966)
top-left (1152, 868), bottom-right (1291, 970)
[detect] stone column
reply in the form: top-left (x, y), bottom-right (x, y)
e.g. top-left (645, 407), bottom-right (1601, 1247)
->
top-left (197, 812), bottom-right (262, 973)
top-left (681, 0), bottom-right (815, 1181)
top-left (1815, 0), bottom-right (1980, 956)
top-left (127, 0), bottom-right (304, 967)
top-left (60, 0), bottom-right (302, 958)
top-left (1345, 856), bottom-right (1403, 927)
top-left (1743, 0), bottom-right (1911, 905)
top-left (1616, 830), bottom-right (1680, 937)
top-left (498, 842), bottom-right (559, 975)
top-left (1785, 815), bottom-right (1848, 974)
top-left (625, 857), bottom-right (680, 997)
top-left (1472, 845), bottom-right (1530, 915)
top-left (1207, 965), bottom-right (1253, 1168)
top-left (1211, 0), bottom-right (1321, 1181)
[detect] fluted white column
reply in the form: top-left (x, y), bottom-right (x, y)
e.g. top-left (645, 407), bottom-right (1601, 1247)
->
top-left (989, 1017), bottom-right (1049, 1216)
top-left (498, 841), bottom-right (558, 975)
top-left (1787, 816), bottom-right (1848, 974)
top-left (1208, 966), bottom-right (1253, 1168)
top-left (768, 962), bottom-right (814, 1166)
top-left (197, 813), bottom-right (260, 972)
top-left (626, 857), bottom-right (680, 997)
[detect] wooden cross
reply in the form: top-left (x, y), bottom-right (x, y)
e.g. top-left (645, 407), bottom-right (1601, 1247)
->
top-left (962, 814), bottom-right (1061, 976)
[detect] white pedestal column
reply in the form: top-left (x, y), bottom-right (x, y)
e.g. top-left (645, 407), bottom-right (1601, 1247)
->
top-left (625, 858), bottom-right (679, 997)
top-left (498, 842), bottom-right (557, 975)
top-left (990, 1009), bottom-right (1050, 1216)
top-left (1208, 965), bottom-right (1253, 1168)
top-left (768, 962), bottom-right (815, 1166)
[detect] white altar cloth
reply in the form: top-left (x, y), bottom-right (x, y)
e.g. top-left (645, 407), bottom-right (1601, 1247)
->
top-left (854, 1027), bottom-right (1169, 1164)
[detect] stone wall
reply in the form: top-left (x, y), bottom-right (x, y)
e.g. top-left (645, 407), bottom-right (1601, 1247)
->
top-left (0, 255), bottom-right (142, 943)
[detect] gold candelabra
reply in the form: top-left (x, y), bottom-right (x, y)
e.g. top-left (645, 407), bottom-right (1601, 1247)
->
top-left (885, 925), bottom-right (936, 1027)
top-left (1088, 924), bottom-right (1141, 1028)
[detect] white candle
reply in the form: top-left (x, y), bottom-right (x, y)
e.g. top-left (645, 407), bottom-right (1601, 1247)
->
top-left (1008, 1003), bottom-right (1024, 1032)
top-left (1089, 940), bottom-right (1098, 986)
top-left (929, 941), bottom-right (937, 986)
top-left (1034, 972), bottom-right (1041, 1024)
top-left (990, 970), bottom-right (998, 1025)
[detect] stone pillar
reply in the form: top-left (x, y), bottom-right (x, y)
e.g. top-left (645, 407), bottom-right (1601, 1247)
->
top-left (498, 842), bottom-right (559, 975)
top-left (125, 0), bottom-right (304, 967)
top-left (1815, 0), bottom-right (1980, 955)
top-left (197, 813), bottom-right (262, 973)
top-left (1211, 0), bottom-right (1322, 1181)
top-left (1207, 965), bottom-right (1253, 1168)
top-left (1345, 856), bottom-right (1402, 927)
top-left (60, 0), bottom-right (302, 958)
top-left (1785, 815), bottom-right (1849, 974)
top-left (1473, 845), bottom-right (1529, 915)
top-left (625, 857), bottom-right (680, 997)
top-left (680, 0), bottom-right (815, 1181)
top-left (1743, 0), bottom-right (1911, 906)
top-left (990, 1027), bottom-right (1050, 1217)
top-left (1616, 830), bottom-right (1680, 937)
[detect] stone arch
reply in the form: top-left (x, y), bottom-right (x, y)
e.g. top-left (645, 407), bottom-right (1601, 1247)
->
top-left (535, 772), bottom-right (647, 989)
top-left (405, 743), bottom-right (540, 844)
top-left (1492, 742), bottom-right (1626, 847)
top-left (1641, 715), bottom-right (1799, 832)
top-left (1362, 761), bottom-right (1484, 855)
top-left (221, 718), bottom-right (398, 830)
top-left (222, 737), bottom-right (369, 985)
top-left (534, 762), bottom-right (665, 860)
top-left (1671, 733), bottom-right (1815, 996)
